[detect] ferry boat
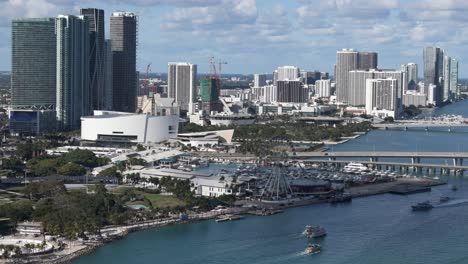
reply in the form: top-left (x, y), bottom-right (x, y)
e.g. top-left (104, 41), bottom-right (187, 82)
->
top-left (304, 244), bottom-right (321, 255)
top-left (411, 201), bottom-right (433, 211)
top-left (342, 163), bottom-right (369, 173)
top-left (303, 226), bottom-right (327, 238)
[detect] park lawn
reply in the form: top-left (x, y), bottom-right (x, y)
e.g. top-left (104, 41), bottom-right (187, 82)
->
top-left (142, 192), bottom-right (186, 209)
top-left (112, 187), bottom-right (186, 209)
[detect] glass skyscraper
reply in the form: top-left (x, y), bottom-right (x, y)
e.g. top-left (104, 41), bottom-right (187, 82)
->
top-left (10, 18), bottom-right (57, 135)
top-left (55, 15), bottom-right (90, 131)
top-left (11, 18), bottom-right (56, 109)
top-left (80, 8), bottom-right (105, 111)
top-left (423, 47), bottom-right (441, 101)
top-left (111, 12), bottom-right (137, 113)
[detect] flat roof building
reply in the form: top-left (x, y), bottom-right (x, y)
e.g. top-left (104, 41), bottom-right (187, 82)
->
top-left (81, 110), bottom-right (179, 144)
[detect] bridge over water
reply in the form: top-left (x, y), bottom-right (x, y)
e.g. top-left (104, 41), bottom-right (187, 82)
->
top-left (291, 151), bottom-right (468, 175)
top-left (372, 121), bottom-right (468, 130)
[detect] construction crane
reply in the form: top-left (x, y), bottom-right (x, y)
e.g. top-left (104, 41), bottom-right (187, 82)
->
top-left (144, 63), bottom-right (152, 92)
top-left (218, 59), bottom-right (227, 77)
top-left (209, 56), bottom-right (229, 112)
top-left (137, 63), bottom-right (153, 113)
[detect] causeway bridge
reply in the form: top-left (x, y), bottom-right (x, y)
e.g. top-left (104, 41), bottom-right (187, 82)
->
top-left (196, 151), bottom-right (468, 175)
top-left (291, 151), bottom-right (468, 175)
top-left (372, 121), bottom-right (468, 130)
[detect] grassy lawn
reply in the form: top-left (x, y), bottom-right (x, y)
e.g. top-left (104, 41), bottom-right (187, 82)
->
top-left (112, 187), bottom-right (186, 209)
top-left (142, 193), bottom-right (186, 209)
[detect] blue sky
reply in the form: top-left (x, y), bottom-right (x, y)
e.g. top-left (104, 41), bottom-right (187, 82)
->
top-left (0, 0), bottom-right (466, 76)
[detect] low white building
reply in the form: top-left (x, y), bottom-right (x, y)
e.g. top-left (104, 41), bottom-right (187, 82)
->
top-left (178, 129), bottom-right (234, 147)
top-left (192, 176), bottom-right (234, 197)
top-left (81, 110), bottom-right (179, 144)
top-left (123, 168), bottom-right (208, 182)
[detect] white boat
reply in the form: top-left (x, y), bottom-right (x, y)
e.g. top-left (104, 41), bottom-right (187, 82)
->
top-left (303, 225), bottom-right (327, 238)
top-left (304, 244), bottom-right (321, 255)
top-left (343, 163), bottom-right (369, 173)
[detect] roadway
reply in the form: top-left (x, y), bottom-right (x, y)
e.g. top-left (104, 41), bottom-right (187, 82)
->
top-left (372, 122), bottom-right (468, 128)
top-left (290, 151), bottom-right (468, 159)
top-left (297, 159), bottom-right (468, 170)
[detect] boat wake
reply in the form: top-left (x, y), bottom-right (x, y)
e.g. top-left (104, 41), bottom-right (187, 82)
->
top-left (435, 199), bottom-right (468, 208)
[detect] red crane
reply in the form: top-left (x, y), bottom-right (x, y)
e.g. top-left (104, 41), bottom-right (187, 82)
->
top-left (142, 63), bottom-right (158, 95)
top-left (209, 56), bottom-right (227, 94)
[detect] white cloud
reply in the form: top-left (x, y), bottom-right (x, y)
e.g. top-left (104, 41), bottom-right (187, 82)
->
top-left (0, 0), bottom-right (61, 22)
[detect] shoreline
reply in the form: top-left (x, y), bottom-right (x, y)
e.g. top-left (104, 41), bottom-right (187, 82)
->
top-left (10, 177), bottom-right (444, 264)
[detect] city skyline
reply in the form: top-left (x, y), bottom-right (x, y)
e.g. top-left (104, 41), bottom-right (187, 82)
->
top-left (0, 0), bottom-right (467, 76)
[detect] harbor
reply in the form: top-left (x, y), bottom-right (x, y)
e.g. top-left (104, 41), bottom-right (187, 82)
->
top-left (72, 175), bottom-right (468, 264)
top-left (2, 102), bottom-right (467, 263)
top-left (70, 101), bottom-right (468, 264)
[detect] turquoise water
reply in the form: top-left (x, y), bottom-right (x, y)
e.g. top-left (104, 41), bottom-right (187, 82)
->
top-left (74, 100), bottom-right (468, 264)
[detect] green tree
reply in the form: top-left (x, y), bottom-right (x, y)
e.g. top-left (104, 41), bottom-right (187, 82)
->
top-left (16, 141), bottom-right (48, 160)
top-left (27, 159), bottom-right (61, 176)
top-left (24, 181), bottom-right (67, 200)
top-left (136, 144), bottom-right (146, 151)
top-left (57, 163), bottom-right (86, 176)
top-left (98, 166), bottom-right (120, 177)
top-left (0, 200), bottom-right (34, 223)
top-left (1, 157), bottom-right (23, 171)
top-left (60, 149), bottom-right (102, 167)
top-left (128, 157), bottom-right (146, 166)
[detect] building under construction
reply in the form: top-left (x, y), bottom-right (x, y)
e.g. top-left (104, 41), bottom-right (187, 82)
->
top-left (201, 77), bottom-right (221, 113)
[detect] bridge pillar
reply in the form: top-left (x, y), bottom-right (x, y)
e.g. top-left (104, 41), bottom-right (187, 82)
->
top-left (329, 157), bottom-right (336, 161)
top-left (453, 158), bottom-right (458, 167)
top-left (460, 159), bottom-right (464, 166)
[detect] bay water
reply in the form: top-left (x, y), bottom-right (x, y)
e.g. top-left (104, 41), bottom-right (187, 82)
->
top-left (74, 100), bottom-right (468, 264)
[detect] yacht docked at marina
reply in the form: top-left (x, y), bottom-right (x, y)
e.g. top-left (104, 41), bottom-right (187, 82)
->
top-left (342, 162), bottom-right (369, 174)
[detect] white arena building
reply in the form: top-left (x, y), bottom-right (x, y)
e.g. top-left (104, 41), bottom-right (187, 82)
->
top-left (81, 110), bottom-right (179, 143)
